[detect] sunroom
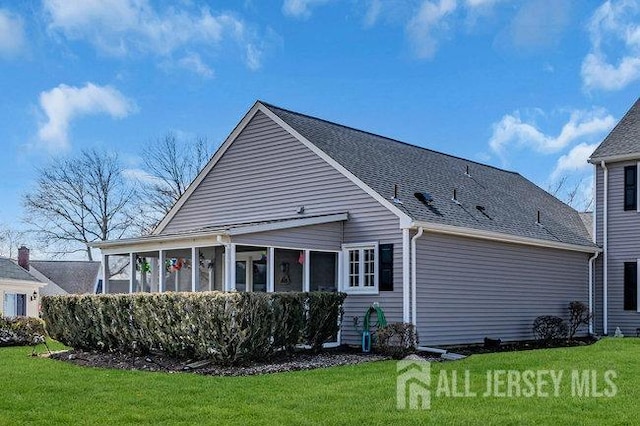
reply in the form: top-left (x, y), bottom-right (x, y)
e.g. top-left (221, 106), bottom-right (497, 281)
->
top-left (92, 213), bottom-right (348, 295)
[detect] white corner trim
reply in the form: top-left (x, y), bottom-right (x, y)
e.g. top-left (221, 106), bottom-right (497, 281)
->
top-left (153, 102), bottom-right (263, 235)
top-left (257, 104), bottom-right (413, 225)
top-left (403, 228), bottom-right (411, 324)
top-left (411, 220), bottom-right (601, 254)
top-left (636, 161), bottom-right (640, 213)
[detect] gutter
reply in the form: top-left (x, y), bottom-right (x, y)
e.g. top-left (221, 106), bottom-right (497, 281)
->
top-left (588, 251), bottom-right (600, 335)
top-left (410, 221), bottom-right (600, 254)
top-left (601, 160), bottom-right (609, 335)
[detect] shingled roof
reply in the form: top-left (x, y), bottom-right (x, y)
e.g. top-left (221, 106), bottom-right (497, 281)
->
top-left (263, 102), bottom-right (594, 248)
top-left (30, 261), bottom-right (100, 294)
top-left (0, 258), bottom-right (40, 282)
top-left (590, 98), bottom-right (640, 161)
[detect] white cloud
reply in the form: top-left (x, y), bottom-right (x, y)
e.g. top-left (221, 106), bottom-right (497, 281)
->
top-left (581, 0), bottom-right (640, 91)
top-left (178, 53), bottom-right (214, 78)
top-left (282, 0), bottom-right (331, 19)
top-left (122, 168), bottom-right (162, 185)
top-left (0, 9), bottom-right (26, 58)
top-left (38, 83), bottom-right (137, 150)
top-left (551, 142), bottom-right (600, 180)
top-left (406, 0), bottom-right (457, 59)
top-left (489, 108), bottom-right (616, 158)
top-left (43, 0), bottom-right (263, 71)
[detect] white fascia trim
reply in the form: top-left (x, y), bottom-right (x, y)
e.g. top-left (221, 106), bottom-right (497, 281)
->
top-left (95, 233), bottom-right (229, 256)
top-left (257, 104), bottom-right (413, 228)
top-left (589, 153), bottom-right (640, 164)
top-left (153, 102), bottom-right (264, 235)
top-left (410, 221), bottom-right (601, 254)
top-left (0, 278), bottom-right (46, 289)
top-left (228, 213), bottom-right (349, 235)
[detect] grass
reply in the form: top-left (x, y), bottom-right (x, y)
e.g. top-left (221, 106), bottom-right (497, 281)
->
top-left (0, 339), bottom-right (639, 425)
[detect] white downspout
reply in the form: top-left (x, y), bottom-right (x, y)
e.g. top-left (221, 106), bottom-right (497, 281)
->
top-left (402, 228), bottom-right (411, 323)
top-left (411, 227), bottom-right (424, 326)
top-left (588, 251), bottom-right (599, 335)
top-left (601, 160), bottom-right (608, 335)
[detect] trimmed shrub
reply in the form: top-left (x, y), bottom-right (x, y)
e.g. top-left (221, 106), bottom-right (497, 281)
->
top-left (41, 291), bottom-right (346, 365)
top-left (0, 317), bottom-right (46, 347)
top-left (375, 322), bottom-right (417, 359)
top-left (532, 315), bottom-right (568, 343)
top-left (305, 292), bottom-right (347, 351)
top-left (567, 301), bottom-right (592, 341)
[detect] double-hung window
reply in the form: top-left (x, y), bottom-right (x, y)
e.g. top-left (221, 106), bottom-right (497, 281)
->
top-left (343, 242), bottom-right (378, 294)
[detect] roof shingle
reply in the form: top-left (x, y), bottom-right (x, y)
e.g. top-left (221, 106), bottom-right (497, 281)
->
top-left (0, 258), bottom-right (40, 282)
top-left (263, 102), bottom-right (594, 248)
top-left (590, 98), bottom-right (640, 160)
top-left (30, 261), bottom-right (100, 294)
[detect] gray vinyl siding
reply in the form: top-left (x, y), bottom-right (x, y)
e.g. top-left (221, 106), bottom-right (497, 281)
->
top-left (232, 222), bottom-right (343, 251)
top-left (161, 111), bottom-right (405, 345)
top-left (599, 161), bottom-right (640, 335)
top-left (415, 233), bottom-right (589, 346)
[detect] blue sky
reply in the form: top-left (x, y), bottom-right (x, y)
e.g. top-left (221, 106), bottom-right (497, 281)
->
top-left (1, 0), bottom-right (639, 246)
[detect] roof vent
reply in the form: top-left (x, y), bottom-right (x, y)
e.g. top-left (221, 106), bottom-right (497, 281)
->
top-left (465, 165), bottom-right (471, 177)
top-left (392, 184), bottom-right (403, 205)
top-left (536, 210), bottom-right (542, 225)
top-left (415, 192), bottom-right (434, 206)
top-left (476, 205), bottom-right (492, 219)
top-left (452, 189), bottom-right (460, 205)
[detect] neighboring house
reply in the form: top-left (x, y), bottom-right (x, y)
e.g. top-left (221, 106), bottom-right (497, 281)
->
top-left (589, 97), bottom-right (640, 337)
top-left (0, 257), bottom-right (44, 318)
top-left (94, 101), bottom-right (598, 346)
top-left (17, 246), bottom-right (102, 295)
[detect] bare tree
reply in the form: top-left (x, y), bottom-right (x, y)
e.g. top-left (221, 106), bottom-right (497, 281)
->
top-left (139, 132), bottom-right (213, 226)
top-left (548, 176), bottom-right (593, 212)
top-left (0, 225), bottom-right (27, 258)
top-left (23, 149), bottom-right (138, 260)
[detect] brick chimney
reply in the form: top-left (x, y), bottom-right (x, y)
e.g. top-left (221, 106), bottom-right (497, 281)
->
top-left (17, 246), bottom-right (29, 270)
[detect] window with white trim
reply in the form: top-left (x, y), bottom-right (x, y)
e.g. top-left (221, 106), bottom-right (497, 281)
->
top-left (343, 242), bottom-right (378, 294)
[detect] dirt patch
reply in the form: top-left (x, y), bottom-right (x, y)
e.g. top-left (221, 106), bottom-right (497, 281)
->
top-left (49, 347), bottom-right (435, 376)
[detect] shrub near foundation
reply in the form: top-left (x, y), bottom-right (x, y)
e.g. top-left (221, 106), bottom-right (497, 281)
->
top-left (0, 317), bottom-right (46, 347)
top-left (41, 291), bottom-right (346, 365)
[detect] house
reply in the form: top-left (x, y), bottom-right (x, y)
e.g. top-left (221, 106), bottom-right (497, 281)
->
top-left (16, 246), bottom-right (102, 296)
top-left (0, 257), bottom-right (45, 318)
top-left (93, 101), bottom-right (598, 346)
top-left (589, 97), bottom-right (640, 337)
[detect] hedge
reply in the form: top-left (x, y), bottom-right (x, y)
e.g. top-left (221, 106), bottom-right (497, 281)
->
top-left (0, 317), bottom-right (46, 347)
top-left (41, 291), bottom-right (346, 365)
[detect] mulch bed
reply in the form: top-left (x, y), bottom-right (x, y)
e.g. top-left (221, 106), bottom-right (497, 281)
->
top-left (49, 346), bottom-right (431, 376)
top-left (440, 336), bottom-right (599, 356)
top-left (46, 338), bottom-right (600, 376)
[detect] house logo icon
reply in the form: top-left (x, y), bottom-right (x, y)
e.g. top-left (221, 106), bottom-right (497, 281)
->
top-left (397, 360), bottom-right (431, 410)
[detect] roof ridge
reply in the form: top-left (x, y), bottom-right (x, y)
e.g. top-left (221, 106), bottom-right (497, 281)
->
top-left (259, 100), bottom-right (520, 175)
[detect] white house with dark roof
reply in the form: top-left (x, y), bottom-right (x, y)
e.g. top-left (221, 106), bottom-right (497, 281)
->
top-left (0, 257), bottom-right (45, 318)
top-left (93, 101), bottom-right (599, 347)
top-left (589, 97), bottom-right (640, 337)
top-left (16, 247), bottom-right (101, 296)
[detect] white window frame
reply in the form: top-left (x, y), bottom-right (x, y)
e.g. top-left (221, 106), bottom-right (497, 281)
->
top-left (342, 242), bottom-right (379, 295)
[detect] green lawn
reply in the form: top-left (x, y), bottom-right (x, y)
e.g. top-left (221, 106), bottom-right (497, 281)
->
top-left (0, 339), bottom-right (638, 425)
